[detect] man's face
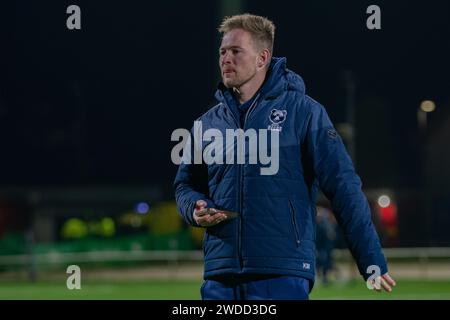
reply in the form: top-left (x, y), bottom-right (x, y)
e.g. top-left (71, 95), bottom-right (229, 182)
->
top-left (219, 28), bottom-right (261, 89)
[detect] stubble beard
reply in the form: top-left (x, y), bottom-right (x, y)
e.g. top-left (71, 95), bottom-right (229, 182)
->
top-left (222, 68), bottom-right (257, 91)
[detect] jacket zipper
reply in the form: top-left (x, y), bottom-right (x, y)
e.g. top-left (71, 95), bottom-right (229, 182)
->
top-left (219, 98), bottom-right (243, 271)
top-left (238, 95), bottom-right (261, 270)
top-left (289, 200), bottom-right (301, 247)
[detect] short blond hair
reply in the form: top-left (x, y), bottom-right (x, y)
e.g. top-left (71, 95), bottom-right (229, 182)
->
top-left (218, 13), bottom-right (275, 55)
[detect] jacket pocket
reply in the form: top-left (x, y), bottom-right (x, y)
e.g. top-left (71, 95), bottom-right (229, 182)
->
top-left (289, 199), bottom-right (301, 247)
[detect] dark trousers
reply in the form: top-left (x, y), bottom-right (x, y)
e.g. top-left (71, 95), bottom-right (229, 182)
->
top-left (201, 274), bottom-right (310, 300)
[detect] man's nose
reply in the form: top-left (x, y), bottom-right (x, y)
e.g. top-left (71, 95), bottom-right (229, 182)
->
top-left (221, 52), bottom-right (231, 65)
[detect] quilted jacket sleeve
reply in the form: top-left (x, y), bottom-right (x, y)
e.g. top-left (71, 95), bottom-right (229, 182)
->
top-left (173, 127), bottom-right (215, 227)
top-left (304, 97), bottom-right (388, 280)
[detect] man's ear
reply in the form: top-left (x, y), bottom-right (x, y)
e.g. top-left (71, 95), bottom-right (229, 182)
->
top-left (257, 49), bottom-right (270, 69)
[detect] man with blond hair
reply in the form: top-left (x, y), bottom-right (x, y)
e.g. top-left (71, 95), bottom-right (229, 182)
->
top-left (174, 13), bottom-right (395, 300)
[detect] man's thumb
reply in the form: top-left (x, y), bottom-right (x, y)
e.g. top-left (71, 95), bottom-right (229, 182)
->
top-left (196, 200), bottom-right (207, 208)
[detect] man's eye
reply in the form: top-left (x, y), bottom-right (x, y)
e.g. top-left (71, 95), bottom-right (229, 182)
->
top-left (232, 50), bottom-right (240, 54)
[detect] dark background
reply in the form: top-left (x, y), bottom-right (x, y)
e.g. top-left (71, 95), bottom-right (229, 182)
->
top-left (1, 1), bottom-right (449, 206)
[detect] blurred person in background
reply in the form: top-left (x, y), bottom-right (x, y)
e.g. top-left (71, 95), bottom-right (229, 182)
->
top-left (174, 13), bottom-right (395, 300)
top-left (315, 206), bottom-right (337, 285)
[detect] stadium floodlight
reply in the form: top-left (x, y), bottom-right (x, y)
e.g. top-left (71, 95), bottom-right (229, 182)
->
top-left (377, 195), bottom-right (391, 208)
top-left (420, 100), bottom-right (436, 113)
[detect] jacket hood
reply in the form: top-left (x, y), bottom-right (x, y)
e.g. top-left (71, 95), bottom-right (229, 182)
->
top-left (215, 57), bottom-right (306, 103)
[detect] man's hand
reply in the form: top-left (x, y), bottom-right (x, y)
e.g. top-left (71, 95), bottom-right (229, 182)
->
top-left (193, 200), bottom-right (227, 227)
top-left (371, 273), bottom-right (396, 292)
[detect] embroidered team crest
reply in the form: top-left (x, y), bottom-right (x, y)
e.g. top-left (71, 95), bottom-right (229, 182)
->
top-left (268, 109), bottom-right (287, 131)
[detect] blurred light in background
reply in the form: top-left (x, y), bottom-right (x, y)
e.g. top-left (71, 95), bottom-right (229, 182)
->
top-left (376, 195), bottom-right (398, 240)
top-left (100, 217), bottom-right (116, 237)
top-left (420, 100), bottom-right (436, 113)
top-left (379, 203), bottom-right (398, 229)
top-left (61, 218), bottom-right (88, 239)
top-left (135, 202), bottom-right (150, 215)
top-left (418, 100), bottom-right (436, 132)
top-left (377, 195), bottom-right (391, 208)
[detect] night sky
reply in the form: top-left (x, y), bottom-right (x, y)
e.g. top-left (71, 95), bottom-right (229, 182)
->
top-left (1, 0), bottom-right (449, 196)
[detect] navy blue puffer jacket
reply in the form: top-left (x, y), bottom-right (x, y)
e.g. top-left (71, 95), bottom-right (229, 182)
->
top-left (174, 57), bottom-right (387, 287)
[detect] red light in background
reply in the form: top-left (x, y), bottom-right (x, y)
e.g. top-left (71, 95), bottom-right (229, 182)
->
top-left (379, 203), bottom-right (397, 227)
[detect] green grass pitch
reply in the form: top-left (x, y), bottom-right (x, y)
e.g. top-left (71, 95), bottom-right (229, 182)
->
top-left (0, 279), bottom-right (449, 300)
